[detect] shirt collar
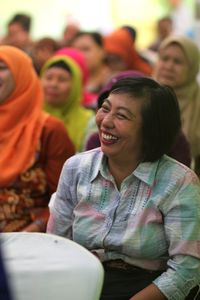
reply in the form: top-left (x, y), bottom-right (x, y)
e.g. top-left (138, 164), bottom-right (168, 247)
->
top-left (90, 150), bottom-right (161, 187)
top-left (133, 160), bottom-right (161, 186)
top-left (90, 150), bottom-right (104, 182)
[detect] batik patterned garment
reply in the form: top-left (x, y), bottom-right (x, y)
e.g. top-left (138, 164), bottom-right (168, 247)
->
top-left (0, 151), bottom-right (48, 232)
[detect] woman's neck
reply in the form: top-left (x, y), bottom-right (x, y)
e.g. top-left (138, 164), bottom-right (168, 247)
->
top-left (88, 65), bottom-right (111, 87)
top-left (108, 156), bottom-right (141, 189)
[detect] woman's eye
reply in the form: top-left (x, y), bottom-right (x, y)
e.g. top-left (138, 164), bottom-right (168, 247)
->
top-left (101, 106), bottom-right (109, 112)
top-left (117, 113), bottom-right (127, 119)
top-left (174, 59), bottom-right (183, 65)
top-left (45, 75), bottom-right (53, 80)
top-left (0, 66), bottom-right (8, 71)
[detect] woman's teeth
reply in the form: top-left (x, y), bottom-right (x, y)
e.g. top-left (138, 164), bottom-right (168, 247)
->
top-left (102, 133), bottom-right (118, 140)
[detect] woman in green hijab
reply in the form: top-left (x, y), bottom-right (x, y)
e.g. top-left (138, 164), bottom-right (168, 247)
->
top-left (41, 55), bottom-right (94, 152)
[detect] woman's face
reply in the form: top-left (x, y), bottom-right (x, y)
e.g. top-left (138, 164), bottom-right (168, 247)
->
top-left (96, 92), bottom-right (143, 163)
top-left (41, 67), bottom-right (73, 106)
top-left (0, 60), bottom-right (15, 103)
top-left (154, 44), bottom-right (189, 88)
top-left (105, 54), bottom-right (128, 72)
top-left (72, 35), bottom-right (105, 71)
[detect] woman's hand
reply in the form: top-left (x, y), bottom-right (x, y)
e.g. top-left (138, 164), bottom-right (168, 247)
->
top-left (22, 220), bottom-right (46, 232)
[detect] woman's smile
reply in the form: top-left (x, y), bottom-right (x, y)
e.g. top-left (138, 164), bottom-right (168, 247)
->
top-left (101, 131), bottom-right (119, 145)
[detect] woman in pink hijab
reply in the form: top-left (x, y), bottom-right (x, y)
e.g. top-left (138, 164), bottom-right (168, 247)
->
top-left (55, 47), bottom-right (97, 109)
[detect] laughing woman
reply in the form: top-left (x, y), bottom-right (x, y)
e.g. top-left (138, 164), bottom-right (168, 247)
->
top-left (47, 77), bottom-right (200, 300)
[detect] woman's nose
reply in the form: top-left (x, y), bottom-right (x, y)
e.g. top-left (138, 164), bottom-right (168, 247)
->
top-left (101, 112), bottom-right (114, 128)
top-left (48, 79), bottom-right (58, 87)
top-left (164, 59), bottom-right (174, 69)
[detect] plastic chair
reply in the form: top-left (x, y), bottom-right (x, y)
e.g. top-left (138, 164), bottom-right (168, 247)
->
top-left (0, 232), bottom-right (104, 300)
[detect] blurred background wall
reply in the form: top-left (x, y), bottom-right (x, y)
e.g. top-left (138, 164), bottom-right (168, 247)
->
top-left (0, 0), bottom-right (194, 49)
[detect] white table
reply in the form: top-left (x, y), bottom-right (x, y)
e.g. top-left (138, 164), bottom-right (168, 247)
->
top-left (1, 232), bottom-right (104, 300)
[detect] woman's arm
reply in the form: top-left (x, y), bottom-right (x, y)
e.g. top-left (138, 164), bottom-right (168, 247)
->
top-left (46, 158), bottom-right (77, 237)
top-left (22, 208), bottom-right (50, 232)
top-left (151, 170), bottom-right (200, 299)
top-left (130, 283), bottom-right (167, 300)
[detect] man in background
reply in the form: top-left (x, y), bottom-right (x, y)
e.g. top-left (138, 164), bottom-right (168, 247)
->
top-left (1, 13), bottom-right (33, 55)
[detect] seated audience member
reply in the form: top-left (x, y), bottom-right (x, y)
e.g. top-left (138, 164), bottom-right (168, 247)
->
top-left (55, 47), bottom-right (96, 109)
top-left (122, 24), bottom-right (155, 67)
top-left (32, 37), bottom-right (59, 75)
top-left (71, 31), bottom-right (112, 108)
top-left (47, 76), bottom-right (200, 300)
top-left (41, 54), bottom-right (94, 152)
top-left (103, 27), bottom-right (153, 76)
top-left (58, 21), bottom-right (81, 48)
top-left (148, 16), bottom-right (173, 53)
top-left (0, 46), bottom-right (75, 232)
top-left (153, 35), bottom-right (200, 175)
top-left (84, 70), bottom-right (191, 167)
top-left (82, 70), bottom-right (144, 151)
top-left (1, 13), bottom-right (33, 56)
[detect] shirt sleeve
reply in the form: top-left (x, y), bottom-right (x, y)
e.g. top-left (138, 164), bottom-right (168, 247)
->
top-left (153, 170), bottom-right (200, 299)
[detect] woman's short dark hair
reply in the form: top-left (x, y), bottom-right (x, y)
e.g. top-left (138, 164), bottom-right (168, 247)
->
top-left (109, 77), bottom-right (181, 162)
top-left (72, 31), bottom-right (103, 47)
top-left (8, 13), bottom-right (32, 32)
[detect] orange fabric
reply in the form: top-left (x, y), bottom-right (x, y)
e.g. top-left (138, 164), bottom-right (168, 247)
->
top-left (0, 46), bottom-right (46, 188)
top-left (104, 28), bottom-right (152, 76)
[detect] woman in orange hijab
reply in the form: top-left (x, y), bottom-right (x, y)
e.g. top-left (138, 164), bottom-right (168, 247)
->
top-left (0, 46), bottom-right (75, 232)
top-left (104, 27), bottom-right (153, 76)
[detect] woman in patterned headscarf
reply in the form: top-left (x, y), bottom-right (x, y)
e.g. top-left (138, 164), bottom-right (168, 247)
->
top-left (0, 46), bottom-right (75, 232)
top-left (154, 35), bottom-right (200, 175)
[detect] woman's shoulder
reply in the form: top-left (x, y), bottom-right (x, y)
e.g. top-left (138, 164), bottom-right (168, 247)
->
top-left (42, 114), bottom-right (73, 142)
top-left (41, 114), bottom-right (75, 154)
top-left (44, 114), bottom-right (67, 131)
top-left (160, 155), bottom-right (199, 182)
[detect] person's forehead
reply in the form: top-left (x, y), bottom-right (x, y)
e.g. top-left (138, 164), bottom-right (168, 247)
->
top-left (8, 23), bottom-right (24, 32)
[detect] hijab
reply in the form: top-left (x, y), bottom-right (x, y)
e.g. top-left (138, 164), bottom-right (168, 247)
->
top-left (41, 55), bottom-right (94, 151)
top-left (157, 36), bottom-right (200, 157)
top-left (55, 47), bottom-right (89, 84)
top-left (54, 47), bottom-right (96, 107)
top-left (0, 46), bottom-right (46, 187)
top-left (104, 28), bottom-right (153, 76)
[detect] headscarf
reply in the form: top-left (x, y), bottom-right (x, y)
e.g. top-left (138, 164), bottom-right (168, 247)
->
top-left (104, 28), bottom-right (153, 76)
top-left (55, 47), bottom-right (89, 84)
top-left (41, 55), bottom-right (94, 151)
top-left (97, 70), bottom-right (145, 108)
top-left (156, 36), bottom-right (200, 157)
top-left (0, 46), bottom-right (46, 187)
top-left (54, 47), bottom-right (96, 107)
